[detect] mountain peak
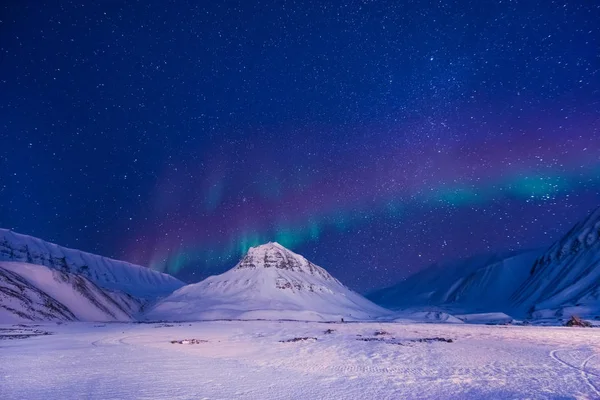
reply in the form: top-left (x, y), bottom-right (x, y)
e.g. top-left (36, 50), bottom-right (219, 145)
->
top-left (146, 243), bottom-right (390, 322)
top-left (248, 241), bottom-right (287, 252)
top-left (235, 242), bottom-right (333, 280)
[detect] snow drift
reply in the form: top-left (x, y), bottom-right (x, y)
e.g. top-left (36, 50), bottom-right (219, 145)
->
top-left (146, 242), bottom-right (391, 321)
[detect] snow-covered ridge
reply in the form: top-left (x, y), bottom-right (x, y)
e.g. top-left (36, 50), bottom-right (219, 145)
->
top-left (529, 206), bottom-right (600, 275)
top-left (512, 206), bottom-right (600, 318)
top-left (146, 242), bottom-right (391, 321)
top-left (0, 261), bottom-right (141, 323)
top-left (367, 250), bottom-right (540, 314)
top-left (0, 229), bottom-right (184, 298)
top-left (368, 205), bottom-right (600, 322)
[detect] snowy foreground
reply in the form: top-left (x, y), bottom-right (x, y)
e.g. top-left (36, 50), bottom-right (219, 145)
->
top-left (2, 321), bottom-right (600, 400)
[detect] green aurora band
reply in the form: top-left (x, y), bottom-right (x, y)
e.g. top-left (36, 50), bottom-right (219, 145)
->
top-left (150, 165), bottom-right (599, 275)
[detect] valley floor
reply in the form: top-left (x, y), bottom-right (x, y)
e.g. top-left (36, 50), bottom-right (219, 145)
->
top-left (1, 320), bottom-right (600, 399)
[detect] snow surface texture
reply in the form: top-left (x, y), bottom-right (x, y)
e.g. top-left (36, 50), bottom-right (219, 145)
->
top-left (367, 250), bottom-right (540, 315)
top-left (2, 320), bottom-right (600, 399)
top-left (146, 242), bottom-right (391, 321)
top-left (0, 229), bottom-right (184, 299)
top-left (0, 262), bottom-right (140, 323)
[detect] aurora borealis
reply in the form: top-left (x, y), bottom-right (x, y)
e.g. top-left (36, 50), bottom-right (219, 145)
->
top-left (125, 114), bottom-right (600, 289)
top-left (2, 1), bottom-right (599, 291)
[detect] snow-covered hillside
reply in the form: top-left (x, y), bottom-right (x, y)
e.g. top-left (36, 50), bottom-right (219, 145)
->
top-left (0, 261), bottom-right (141, 323)
top-left (0, 229), bottom-right (184, 299)
top-left (367, 250), bottom-right (540, 314)
top-left (146, 242), bottom-right (391, 321)
top-left (512, 206), bottom-right (600, 319)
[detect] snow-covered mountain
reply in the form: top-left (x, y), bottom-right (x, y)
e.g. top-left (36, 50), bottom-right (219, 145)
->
top-left (512, 206), bottom-right (600, 319)
top-left (0, 261), bottom-right (141, 323)
top-left (146, 242), bottom-right (391, 322)
top-left (0, 229), bottom-right (184, 299)
top-left (367, 250), bottom-right (540, 314)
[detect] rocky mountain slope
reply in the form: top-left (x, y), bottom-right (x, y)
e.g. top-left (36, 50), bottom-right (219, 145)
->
top-left (511, 206), bottom-right (600, 319)
top-left (146, 242), bottom-right (391, 321)
top-left (0, 261), bottom-right (141, 323)
top-left (0, 229), bottom-right (184, 299)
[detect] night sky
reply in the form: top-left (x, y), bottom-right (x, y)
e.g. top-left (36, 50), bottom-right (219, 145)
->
top-left (1, 1), bottom-right (599, 292)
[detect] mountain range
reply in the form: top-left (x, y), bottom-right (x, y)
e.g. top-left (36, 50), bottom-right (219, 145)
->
top-left (367, 251), bottom-right (541, 315)
top-left (0, 228), bottom-right (184, 323)
top-left (0, 228), bottom-right (184, 299)
top-left (511, 206), bottom-right (600, 319)
top-left (1, 205), bottom-right (599, 324)
top-left (369, 206), bottom-right (600, 321)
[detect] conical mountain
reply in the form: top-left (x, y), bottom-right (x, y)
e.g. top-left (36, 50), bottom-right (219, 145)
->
top-left (146, 242), bottom-right (390, 321)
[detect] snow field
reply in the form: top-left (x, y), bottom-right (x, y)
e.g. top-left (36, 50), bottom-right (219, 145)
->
top-left (2, 320), bottom-right (600, 399)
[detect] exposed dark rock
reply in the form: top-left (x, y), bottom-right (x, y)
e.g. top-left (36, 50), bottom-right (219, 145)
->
top-left (565, 316), bottom-right (592, 327)
top-left (279, 337), bottom-right (317, 343)
top-left (357, 336), bottom-right (454, 344)
top-left (155, 323), bottom-right (175, 328)
top-left (374, 330), bottom-right (390, 336)
top-left (412, 337), bottom-right (454, 343)
top-left (0, 327), bottom-right (52, 340)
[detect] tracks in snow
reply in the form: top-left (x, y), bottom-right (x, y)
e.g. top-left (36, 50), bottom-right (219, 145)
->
top-left (550, 348), bottom-right (600, 397)
top-left (89, 325), bottom-right (600, 398)
top-left (91, 333), bottom-right (137, 347)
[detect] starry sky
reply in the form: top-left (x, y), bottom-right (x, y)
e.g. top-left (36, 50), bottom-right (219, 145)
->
top-left (1, 1), bottom-right (599, 292)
